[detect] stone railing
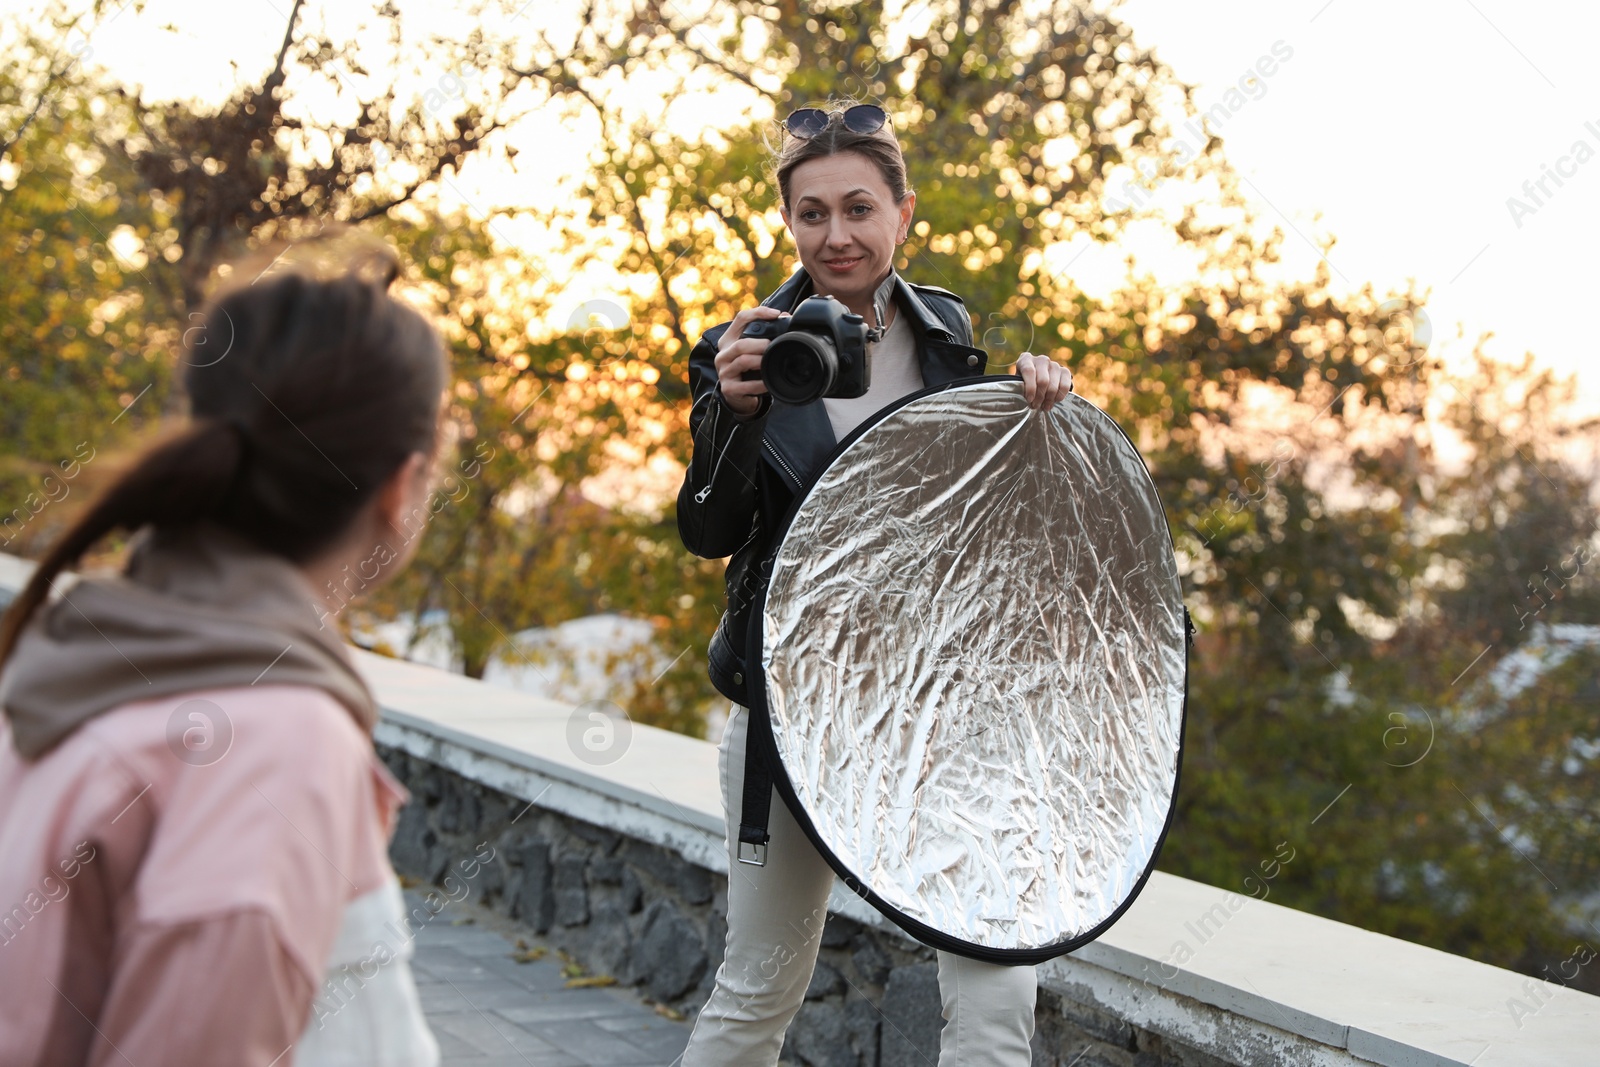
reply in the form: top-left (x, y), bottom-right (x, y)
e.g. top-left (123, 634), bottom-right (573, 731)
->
top-left (0, 551), bottom-right (1593, 1065)
top-left (358, 651), bottom-right (1597, 1067)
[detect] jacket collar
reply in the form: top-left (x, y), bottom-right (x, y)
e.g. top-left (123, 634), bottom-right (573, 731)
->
top-left (763, 268), bottom-right (954, 342)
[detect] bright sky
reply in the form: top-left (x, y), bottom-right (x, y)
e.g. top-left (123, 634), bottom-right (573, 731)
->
top-left (13, 0), bottom-right (1600, 411)
top-left (1116, 0), bottom-right (1600, 410)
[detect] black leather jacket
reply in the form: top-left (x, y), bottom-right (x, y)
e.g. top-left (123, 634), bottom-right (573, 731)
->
top-left (676, 268), bottom-right (990, 703)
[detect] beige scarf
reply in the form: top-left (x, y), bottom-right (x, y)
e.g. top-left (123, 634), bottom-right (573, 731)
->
top-left (1, 522), bottom-right (377, 760)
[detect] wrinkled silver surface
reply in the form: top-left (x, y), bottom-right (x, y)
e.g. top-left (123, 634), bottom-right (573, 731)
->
top-left (762, 382), bottom-right (1184, 952)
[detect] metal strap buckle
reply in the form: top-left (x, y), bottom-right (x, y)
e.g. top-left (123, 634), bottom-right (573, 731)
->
top-left (737, 840), bottom-right (768, 867)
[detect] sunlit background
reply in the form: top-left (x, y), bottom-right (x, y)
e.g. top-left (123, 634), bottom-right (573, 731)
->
top-left (20, 0), bottom-right (1600, 404)
top-left (3, 0), bottom-right (1597, 1000)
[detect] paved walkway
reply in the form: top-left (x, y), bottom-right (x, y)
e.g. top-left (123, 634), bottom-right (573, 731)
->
top-left (405, 890), bottom-right (692, 1066)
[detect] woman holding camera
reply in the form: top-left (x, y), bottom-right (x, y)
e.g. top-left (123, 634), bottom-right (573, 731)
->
top-left (676, 102), bottom-right (1072, 1066)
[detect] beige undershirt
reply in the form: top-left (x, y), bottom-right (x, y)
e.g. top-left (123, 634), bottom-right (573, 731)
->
top-left (822, 303), bottom-right (921, 442)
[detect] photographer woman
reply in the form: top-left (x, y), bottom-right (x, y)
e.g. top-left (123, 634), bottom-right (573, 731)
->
top-left (0, 239), bottom-right (445, 1065)
top-left (676, 102), bottom-right (1072, 1066)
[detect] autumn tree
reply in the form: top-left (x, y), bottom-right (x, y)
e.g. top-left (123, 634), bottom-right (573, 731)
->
top-left (0, 4), bottom-right (172, 547)
top-left (112, 0), bottom-right (655, 309)
top-left (345, 209), bottom-right (724, 735)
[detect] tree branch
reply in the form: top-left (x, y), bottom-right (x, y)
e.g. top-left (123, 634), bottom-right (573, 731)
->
top-left (347, 117), bottom-right (508, 223)
top-left (567, 79), bottom-right (697, 374)
top-left (0, 80), bottom-right (54, 161)
top-left (267, 0), bottom-right (306, 91)
top-left (660, 22), bottom-right (766, 96)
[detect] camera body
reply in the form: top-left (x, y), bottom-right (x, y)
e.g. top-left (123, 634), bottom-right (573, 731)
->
top-left (741, 295), bottom-right (873, 405)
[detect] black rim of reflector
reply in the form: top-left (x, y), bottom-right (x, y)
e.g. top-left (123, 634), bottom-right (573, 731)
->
top-left (743, 373), bottom-right (1192, 965)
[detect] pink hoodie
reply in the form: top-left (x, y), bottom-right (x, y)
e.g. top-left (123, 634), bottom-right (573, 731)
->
top-left (0, 683), bottom-right (406, 1065)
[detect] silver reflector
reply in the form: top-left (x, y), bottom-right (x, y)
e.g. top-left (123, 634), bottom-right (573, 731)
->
top-left (752, 378), bottom-right (1187, 962)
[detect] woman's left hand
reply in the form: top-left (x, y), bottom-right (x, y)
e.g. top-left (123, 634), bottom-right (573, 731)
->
top-left (1014, 352), bottom-right (1074, 410)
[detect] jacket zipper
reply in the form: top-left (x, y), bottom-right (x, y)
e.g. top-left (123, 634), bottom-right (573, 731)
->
top-left (763, 438), bottom-right (803, 488)
top-left (693, 394), bottom-right (725, 503)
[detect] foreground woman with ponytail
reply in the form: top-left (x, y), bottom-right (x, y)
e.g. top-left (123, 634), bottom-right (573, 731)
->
top-left (0, 240), bottom-right (447, 1066)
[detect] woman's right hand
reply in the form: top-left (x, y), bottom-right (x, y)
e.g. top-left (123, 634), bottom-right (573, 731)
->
top-left (714, 306), bottom-right (788, 417)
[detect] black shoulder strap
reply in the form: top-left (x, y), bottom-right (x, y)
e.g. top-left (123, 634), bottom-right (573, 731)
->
top-left (736, 551), bottom-right (781, 867)
top-left (737, 707), bottom-right (774, 865)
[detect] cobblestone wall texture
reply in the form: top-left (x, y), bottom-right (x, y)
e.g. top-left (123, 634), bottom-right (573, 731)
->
top-left (380, 746), bottom-right (1247, 1067)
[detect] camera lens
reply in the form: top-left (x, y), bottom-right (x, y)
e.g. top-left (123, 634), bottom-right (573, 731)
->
top-left (763, 333), bottom-right (838, 405)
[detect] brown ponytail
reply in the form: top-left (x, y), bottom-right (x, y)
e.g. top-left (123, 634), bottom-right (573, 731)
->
top-left (0, 421), bottom-right (245, 664)
top-left (0, 233), bottom-right (447, 669)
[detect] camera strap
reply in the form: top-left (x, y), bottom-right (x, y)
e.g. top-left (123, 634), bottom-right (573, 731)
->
top-left (869, 270), bottom-right (897, 343)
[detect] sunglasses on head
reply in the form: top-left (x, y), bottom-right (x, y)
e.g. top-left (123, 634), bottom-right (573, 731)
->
top-left (783, 103), bottom-right (889, 139)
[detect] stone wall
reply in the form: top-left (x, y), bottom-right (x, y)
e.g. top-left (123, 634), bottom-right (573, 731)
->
top-left (380, 745), bottom-right (1242, 1067)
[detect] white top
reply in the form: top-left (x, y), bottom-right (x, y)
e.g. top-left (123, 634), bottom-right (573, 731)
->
top-left (296, 877), bottom-right (440, 1066)
top-left (822, 303), bottom-right (922, 442)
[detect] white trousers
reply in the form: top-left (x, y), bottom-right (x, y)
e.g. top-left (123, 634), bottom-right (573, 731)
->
top-left (682, 705), bottom-right (1036, 1067)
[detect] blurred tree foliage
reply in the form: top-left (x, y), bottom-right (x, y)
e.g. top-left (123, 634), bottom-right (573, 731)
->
top-left (118, 0), bottom-right (518, 308)
top-left (346, 210), bottom-right (720, 733)
top-left (0, 3), bottom-right (173, 537)
top-left (2, 0), bottom-right (1597, 989)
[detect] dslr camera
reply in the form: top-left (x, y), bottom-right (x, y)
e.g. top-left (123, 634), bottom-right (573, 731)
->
top-left (741, 295), bottom-right (874, 405)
